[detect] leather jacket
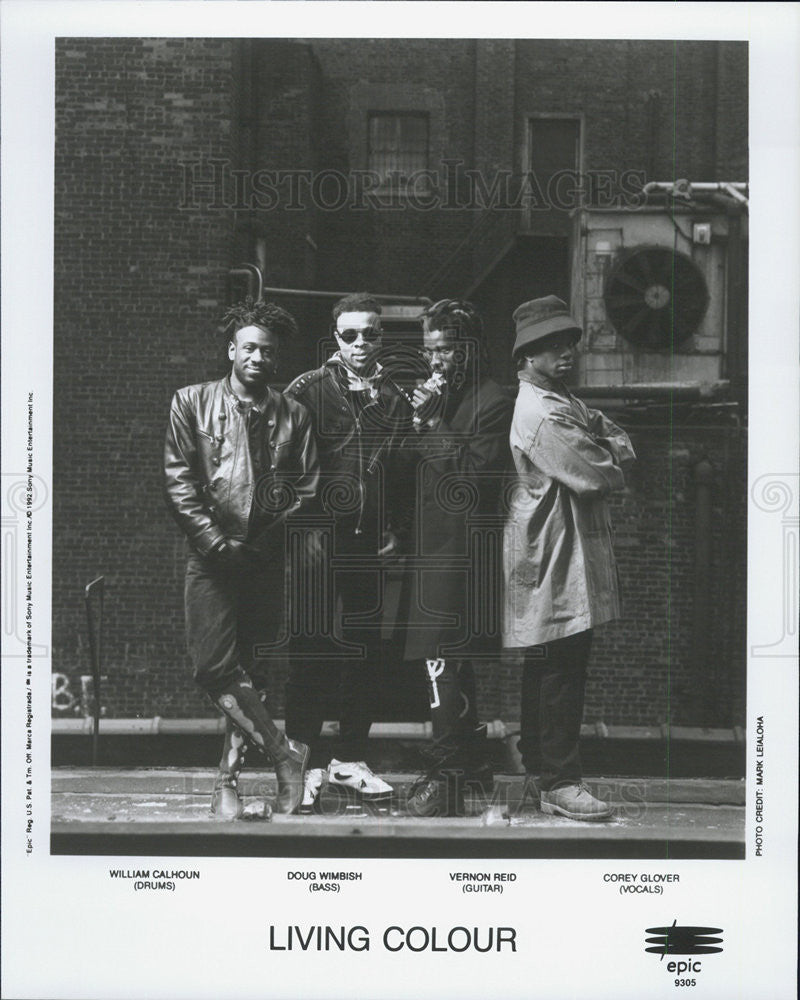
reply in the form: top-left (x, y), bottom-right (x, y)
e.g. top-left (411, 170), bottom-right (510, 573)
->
top-left (164, 375), bottom-right (319, 556)
top-left (284, 356), bottom-right (413, 542)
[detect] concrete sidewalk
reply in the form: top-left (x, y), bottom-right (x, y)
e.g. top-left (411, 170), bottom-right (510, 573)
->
top-left (51, 767), bottom-right (745, 859)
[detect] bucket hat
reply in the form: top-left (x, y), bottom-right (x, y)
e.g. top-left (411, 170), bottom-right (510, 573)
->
top-left (512, 296), bottom-right (582, 357)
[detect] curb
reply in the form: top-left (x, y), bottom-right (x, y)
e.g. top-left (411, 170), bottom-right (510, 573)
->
top-left (51, 717), bottom-right (746, 743)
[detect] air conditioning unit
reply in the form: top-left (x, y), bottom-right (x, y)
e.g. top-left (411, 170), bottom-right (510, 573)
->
top-left (570, 203), bottom-right (745, 388)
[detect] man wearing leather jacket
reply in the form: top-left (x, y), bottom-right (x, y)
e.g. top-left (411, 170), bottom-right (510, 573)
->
top-left (283, 293), bottom-right (412, 795)
top-left (164, 298), bottom-right (319, 818)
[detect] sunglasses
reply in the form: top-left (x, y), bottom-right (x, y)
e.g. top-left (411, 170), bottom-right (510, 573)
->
top-left (335, 325), bottom-right (382, 344)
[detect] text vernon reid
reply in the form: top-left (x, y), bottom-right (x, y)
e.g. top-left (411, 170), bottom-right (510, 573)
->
top-left (286, 870), bottom-right (517, 894)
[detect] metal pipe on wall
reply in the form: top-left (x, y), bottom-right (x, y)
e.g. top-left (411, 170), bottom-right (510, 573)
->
top-left (262, 285), bottom-right (432, 306)
top-left (575, 382), bottom-right (731, 402)
top-left (692, 459), bottom-right (715, 719)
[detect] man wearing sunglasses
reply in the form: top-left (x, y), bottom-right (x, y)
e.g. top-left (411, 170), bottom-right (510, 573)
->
top-left (283, 292), bottom-right (412, 806)
top-left (403, 299), bottom-right (514, 817)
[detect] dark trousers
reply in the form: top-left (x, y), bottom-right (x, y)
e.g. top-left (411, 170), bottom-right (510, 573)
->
top-left (423, 658), bottom-right (479, 744)
top-left (518, 629), bottom-right (593, 791)
top-left (184, 550), bottom-right (286, 695)
top-left (284, 534), bottom-right (381, 759)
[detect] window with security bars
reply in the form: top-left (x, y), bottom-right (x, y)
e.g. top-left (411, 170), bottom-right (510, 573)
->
top-left (368, 112), bottom-right (430, 191)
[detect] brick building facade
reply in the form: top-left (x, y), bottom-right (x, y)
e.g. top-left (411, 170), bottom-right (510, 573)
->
top-left (53, 37), bottom-right (748, 727)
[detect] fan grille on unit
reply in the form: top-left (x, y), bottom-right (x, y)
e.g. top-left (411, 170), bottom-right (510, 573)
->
top-left (603, 246), bottom-right (709, 348)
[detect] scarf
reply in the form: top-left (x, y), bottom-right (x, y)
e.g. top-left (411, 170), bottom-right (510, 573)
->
top-left (327, 351), bottom-right (382, 397)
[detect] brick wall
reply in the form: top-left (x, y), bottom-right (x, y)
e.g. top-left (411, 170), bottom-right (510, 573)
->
top-left (54, 38), bottom-right (239, 719)
top-left (514, 39), bottom-right (747, 182)
top-left (52, 38), bottom-right (747, 728)
top-left (305, 39), bottom-right (479, 307)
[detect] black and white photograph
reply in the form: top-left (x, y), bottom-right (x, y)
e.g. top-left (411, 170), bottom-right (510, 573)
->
top-left (46, 28), bottom-right (752, 856)
top-left (1, 3), bottom-right (798, 999)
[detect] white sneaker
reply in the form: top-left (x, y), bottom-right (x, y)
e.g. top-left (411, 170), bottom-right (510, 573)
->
top-left (299, 768), bottom-right (326, 814)
top-left (326, 759), bottom-right (393, 800)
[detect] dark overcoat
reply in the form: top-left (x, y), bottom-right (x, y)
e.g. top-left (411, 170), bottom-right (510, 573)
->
top-left (403, 374), bottom-right (514, 660)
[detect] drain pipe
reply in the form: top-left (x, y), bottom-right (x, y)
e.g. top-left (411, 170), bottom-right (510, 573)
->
top-left (642, 180), bottom-right (748, 207)
top-left (262, 285), bottom-right (432, 306)
top-left (229, 263), bottom-right (263, 302)
top-left (228, 265), bottom-right (432, 307)
top-left (692, 458), bottom-right (715, 718)
top-left (228, 264), bottom-right (432, 306)
top-left (724, 205), bottom-right (748, 405)
top-left (576, 381), bottom-right (730, 402)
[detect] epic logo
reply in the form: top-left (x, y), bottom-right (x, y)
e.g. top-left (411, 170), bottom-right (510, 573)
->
top-left (645, 920), bottom-right (723, 975)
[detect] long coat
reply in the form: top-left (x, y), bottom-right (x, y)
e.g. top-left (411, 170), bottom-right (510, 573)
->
top-left (403, 374), bottom-right (514, 660)
top-left (503, 369), bottom-right (635, 648)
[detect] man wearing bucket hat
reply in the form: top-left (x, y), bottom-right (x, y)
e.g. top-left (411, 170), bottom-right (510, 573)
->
top-left (503, 295), bottom-right (635, 821)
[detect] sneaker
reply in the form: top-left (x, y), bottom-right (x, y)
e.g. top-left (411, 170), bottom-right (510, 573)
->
top-left (241, 800), bottom-right (272, 821)
top-left (299, 768), bottom-right (326, 814)
top-left (326, 759), bottom-right (393, 800)
top-left (539, 783), bottom-right (613, 821)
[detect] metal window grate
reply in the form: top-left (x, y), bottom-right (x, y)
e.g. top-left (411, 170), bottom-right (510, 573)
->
top-left (368, 112), bottom-right (429, 190)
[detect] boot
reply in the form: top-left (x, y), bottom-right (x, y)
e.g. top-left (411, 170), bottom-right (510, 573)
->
top-left (462, 723), bottom-right (494, 795)
top-left (213, 678), bottom-right (309, 815)
top-left (211, 771), bottom-right (244, 820)
top-left (274, 737), bottom-right (311, 814)
top-left (406, 736), bottom-right (465, 818)
top-left (210, 720), bottom-right (247, 820)
top-left (406, 771), bottom-right (465, 818)
top-left (540, 783), bottom-right (612, 821)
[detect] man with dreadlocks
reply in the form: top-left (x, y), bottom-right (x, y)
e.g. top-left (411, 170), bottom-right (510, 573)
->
top-left (164, 298), bottom-right (319, 818)
top-left (403, 299), bottom-right (514, 817)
